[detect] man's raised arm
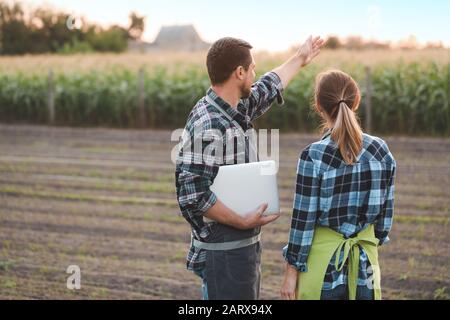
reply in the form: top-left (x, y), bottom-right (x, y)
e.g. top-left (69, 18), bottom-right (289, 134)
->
top-left (273, 35), bottom-right (325, 89)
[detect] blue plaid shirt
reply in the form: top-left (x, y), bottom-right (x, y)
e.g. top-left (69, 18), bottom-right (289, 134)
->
top-left (175, 72), bottom-right (284, 273)
top-left (283, 129), bottom-right (396, 290)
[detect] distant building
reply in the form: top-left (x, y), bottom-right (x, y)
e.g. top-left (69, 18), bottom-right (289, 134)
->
top-left (128, 25), bottom-right (210, 52)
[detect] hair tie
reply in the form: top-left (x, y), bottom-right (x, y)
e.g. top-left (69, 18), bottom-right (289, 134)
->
top-left (337, 99), bottom-right (347, 106)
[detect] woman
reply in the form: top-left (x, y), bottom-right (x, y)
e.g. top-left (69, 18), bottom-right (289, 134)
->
top-left (280, 70), bottom-right (396, 300)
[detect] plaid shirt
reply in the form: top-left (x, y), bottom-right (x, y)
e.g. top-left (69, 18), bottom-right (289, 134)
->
top-left (283, 129), bottom-right (396, 290)
top-left (175, 72), bottom-right (284, 273)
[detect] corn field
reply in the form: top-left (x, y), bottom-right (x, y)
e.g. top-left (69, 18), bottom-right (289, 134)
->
top-left (1, 50), bottom-right (449, 300)
top-left (0, 51), bottom-right (449, 135)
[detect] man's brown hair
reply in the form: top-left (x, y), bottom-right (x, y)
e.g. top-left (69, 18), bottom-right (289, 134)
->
top-left (206, 37), bottom-right (253, 85)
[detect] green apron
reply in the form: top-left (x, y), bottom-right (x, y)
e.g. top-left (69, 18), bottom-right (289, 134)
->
top-left (297, 224), bottom-right (382, 300)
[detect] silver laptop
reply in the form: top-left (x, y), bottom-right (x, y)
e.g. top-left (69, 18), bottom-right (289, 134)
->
top-left (204, 160), bottom-right (280, 222)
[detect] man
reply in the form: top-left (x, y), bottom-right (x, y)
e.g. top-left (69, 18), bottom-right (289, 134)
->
top-left (175, 35), bottom-right (324, 300)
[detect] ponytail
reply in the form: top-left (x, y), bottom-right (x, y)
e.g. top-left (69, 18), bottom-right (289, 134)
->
top-left (331, 101), bottom-right (363, 165)
top-left (315, 70), bottom-right (363, 165)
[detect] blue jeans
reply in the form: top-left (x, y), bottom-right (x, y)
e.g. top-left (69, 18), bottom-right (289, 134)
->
top-left (194, 269), bottom-right (208, 300)
top-left (193, 223), bottom-right (261, 300)
top-left (321, 284), bottom-right (374, 300)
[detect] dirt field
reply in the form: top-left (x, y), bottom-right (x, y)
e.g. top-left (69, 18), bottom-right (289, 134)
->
top-left (0, 124), bottom-right (449, 300)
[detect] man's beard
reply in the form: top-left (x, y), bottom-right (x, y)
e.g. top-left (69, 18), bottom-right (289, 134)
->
top-left (240, 82), bottom-right (252, 99)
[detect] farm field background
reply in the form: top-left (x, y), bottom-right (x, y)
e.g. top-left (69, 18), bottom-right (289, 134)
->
top-left (0, 49), bottom-right (449, 135)
top-left (0, 124), bottom-right (449, 300)
top-left (1, 49), bottom-right (449, 74)
top-left (0, 48), bottom-right (449, 300)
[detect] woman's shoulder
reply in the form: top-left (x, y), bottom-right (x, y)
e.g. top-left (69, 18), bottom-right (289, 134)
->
top-left (362, 132), bottom-right (387, 146)
top-left (362, 133), bottom-right (396, 164)
top-left (298, 138), bottom-right (339, 167)
top-left (298, 133), bottom-right (396, 168)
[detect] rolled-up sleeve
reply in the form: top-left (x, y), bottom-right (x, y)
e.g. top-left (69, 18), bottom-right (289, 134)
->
top-left (246, 71), bottom-right (284, 121)
top-left (175, 126), bottom-right (221, 232)
top-left (283, 147), bottom-right (320, 272)
top-left (375, 158), bottom-right (396, 246)
top-left (177, 165), bottom-right (218, 215)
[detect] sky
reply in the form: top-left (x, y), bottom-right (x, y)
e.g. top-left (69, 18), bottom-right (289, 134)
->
top-left (25, 0), bottom-right (450, 51)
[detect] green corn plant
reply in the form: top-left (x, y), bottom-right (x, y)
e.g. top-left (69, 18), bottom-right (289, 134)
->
top-left (0, 62), bottom-right (448, 136)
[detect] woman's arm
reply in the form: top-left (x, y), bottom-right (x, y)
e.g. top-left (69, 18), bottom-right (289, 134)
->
top-left (281, 262), bottom-right (299, 300)
top-left (281, 146), bottom-right (321, 299)
top-left (375, 159), bottom-right (396, 245)
top-left (283, 147), bottom-right (320, 270)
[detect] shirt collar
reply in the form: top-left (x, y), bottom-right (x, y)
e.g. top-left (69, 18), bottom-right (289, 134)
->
top-left (206, 87), bottom-right (247, 123)
top-left (321, 128), bottom-right (332, 140)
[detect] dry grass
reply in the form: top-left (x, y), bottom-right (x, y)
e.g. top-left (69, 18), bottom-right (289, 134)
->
top-left (0, 49), bottom-right (448, 74)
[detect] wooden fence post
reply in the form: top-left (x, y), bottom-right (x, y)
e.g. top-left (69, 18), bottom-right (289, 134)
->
top-left (365, 66), bottom-right (372, 133)
top-left (138, 67), bottom-right (146, 128)
top-left (47, 69), bottom-right (55, 124)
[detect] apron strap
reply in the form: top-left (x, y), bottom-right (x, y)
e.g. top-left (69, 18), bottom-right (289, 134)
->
top-left (205, 95), bottom-right (258, 161)
top-left (297, 224), bottom-right (382, 300)
top-left (205, 95), bottom-right (246, 135)
top-left (333, 235), bottom-right (379, 300)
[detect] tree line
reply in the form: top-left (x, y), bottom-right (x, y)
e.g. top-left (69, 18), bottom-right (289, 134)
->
top-left (0, 1), bottom-right (145, 55)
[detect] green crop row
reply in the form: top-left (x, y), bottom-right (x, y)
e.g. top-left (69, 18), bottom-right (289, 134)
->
top-left (0, 62), bottom-right (448, 135)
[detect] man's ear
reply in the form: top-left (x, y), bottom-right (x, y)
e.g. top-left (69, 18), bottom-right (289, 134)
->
top-left (235, 66), bottom-right (245, 81)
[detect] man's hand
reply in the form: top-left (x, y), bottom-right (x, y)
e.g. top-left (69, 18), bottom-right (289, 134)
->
top-left (204, 200), bottom-right (279, 230)
top-left (296, 35), bottom-right (325, 67)
top-left (272, 35), bottom-right (325, 89)
top-left (237, 203), bottom-right (280, 230)
top-left (280, 263), bottom-right (299, 300)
